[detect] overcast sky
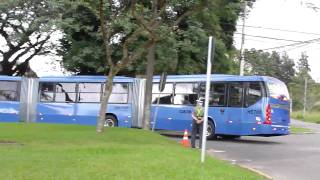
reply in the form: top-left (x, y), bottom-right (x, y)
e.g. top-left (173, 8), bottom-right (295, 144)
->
top-left (234, 0), bottom-right (320, 82)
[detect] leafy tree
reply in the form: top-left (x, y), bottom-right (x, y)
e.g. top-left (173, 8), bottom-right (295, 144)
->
top-left (96, 0), bottom-right (153, 132)
top-left (296, 52), bottom-right (311, 79)
top-left (58, 0), bottom-right (245, 76)
top-left (289, 52), bottom-right (317, 111)
top-left (58, 2), bottom-right (105, 75)
top-left (244, 49), bottom-right (295, 84)
top-left (0, 0), bottom-right (58, 76)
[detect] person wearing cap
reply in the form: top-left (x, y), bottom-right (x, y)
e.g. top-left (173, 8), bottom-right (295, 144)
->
top-left (191, 99), bottom-right (204, 149)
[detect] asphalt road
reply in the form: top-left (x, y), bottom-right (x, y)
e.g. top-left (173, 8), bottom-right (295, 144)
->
top-left (170, 120), bottom-right (320, 180)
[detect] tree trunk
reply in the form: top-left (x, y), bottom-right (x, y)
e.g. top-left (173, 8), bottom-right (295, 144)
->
top-left (96, 71), bottom-right (115, 132)
top-left (174, 47), bottom-right (183, 74)
top-left (142, 40), bottom-right (156, 130)
top-left (0, 56), bottom-right (14, 75)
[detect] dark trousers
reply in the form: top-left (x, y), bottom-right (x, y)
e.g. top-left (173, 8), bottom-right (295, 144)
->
top-left (191, 120), bottom-right (203, 148)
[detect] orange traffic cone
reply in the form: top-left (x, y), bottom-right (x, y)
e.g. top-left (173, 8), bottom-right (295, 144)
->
top-left (181, 129), bottom-right (191, 148)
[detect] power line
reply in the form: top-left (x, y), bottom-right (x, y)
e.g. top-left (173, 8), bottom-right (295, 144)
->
top-left (236, 24), bottom-right (320, 36)
top-left (234, 35), bottom-right (289, 44)
top-left (234, 33), bottom-right (320, 46)
top-left (261, 37), bottom-right (320, 51)
top-left (234, 32), bottom-right (305, 43)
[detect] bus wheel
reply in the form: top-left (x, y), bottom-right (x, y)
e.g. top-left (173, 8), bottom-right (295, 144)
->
top-left (206, 120), bottom-right (216, 140)
top-left (104, 115), bottom-right (118, 127)
top-left (220, 135), bottom-right (241, 140)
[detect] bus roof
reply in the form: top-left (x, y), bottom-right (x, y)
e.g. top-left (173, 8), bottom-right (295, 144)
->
top-left (39, 76), bottom-right (134, 83)
top-left (153, 74), bottom-right (282, 83)
top-left (0, 75), bottom-right (21, 81)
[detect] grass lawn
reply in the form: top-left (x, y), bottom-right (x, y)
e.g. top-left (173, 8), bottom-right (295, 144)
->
top-left (290, 126), bottom-right (311, 134)
top-left (291, 111), bottom-right (320, 124)
top-left (0, 123), bottom-right (265, 180)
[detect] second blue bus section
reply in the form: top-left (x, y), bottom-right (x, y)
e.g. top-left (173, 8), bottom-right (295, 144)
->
top-left (37, 76), bottom-right (133, 128)
top-left (0, 74), bottom-right (291, 138)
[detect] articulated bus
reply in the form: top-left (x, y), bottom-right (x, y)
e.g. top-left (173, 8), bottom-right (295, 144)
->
top-left (0, 74), bottom-right (290, 139)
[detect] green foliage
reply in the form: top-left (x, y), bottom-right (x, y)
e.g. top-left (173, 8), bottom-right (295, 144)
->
top-left (57, 2), bottom-right (105, 74)
top-left (290, 126), bottom-right (311, 134)
top-left (244, 49), bottom-right (295, 84)
top-left (0, 123), bottom-right (264, 180)
top-left (296, 52), bottom-right (312, 80)
top-left (287, 53), bottom-right (320, 112)
top-left (291, 111), bottom-right (320, 124)
top-left (57, 0), bottom-right (244, 76)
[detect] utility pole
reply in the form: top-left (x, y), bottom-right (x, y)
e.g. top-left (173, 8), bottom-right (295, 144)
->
top-left (201, 36), bottom-right (215, 163)
top-left (239, 0), bottom-right (247, 76)
top-left (303, 77), bottom-right (308, 118)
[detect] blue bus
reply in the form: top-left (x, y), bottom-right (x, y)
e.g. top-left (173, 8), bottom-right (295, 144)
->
top-left (151, 74), bottom-right (290, 139)
top-left (0, 76), bottom-right (21, 122)
top-left (0, 74), bottom-right (290, 139)
top-left (37, 76), bottom-right (134, 127)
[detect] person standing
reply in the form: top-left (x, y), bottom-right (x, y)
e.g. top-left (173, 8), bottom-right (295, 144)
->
top-left (191, 99), bottom-right (204, 149)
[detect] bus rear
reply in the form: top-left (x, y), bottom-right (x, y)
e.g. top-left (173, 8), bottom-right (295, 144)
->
top-left (262, 77), bottom-right (290, 136)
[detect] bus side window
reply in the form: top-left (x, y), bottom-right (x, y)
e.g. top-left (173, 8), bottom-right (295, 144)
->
top-left (78, 83), bottom-right (102, 103)
top-left (228, 83), bottom-right (244, 107)
top-left (40, 82), bottom-right (54, 102)
top-left (104, 83), bottom-right (129, 104)
top-left (200, 83), bottom-right (227, 106)
top-left (152, 83), bottom-right (173, 104)
top-left (55, 83), bottom-right (76, 102)
top-left (211, 83), bottom-right (226, 106)
top-left (0, 81), bottom-right (19, 101)
top-left (245, 82), bottom-right (262, 107)
top-left (174, 83), bottom-right (198, 105)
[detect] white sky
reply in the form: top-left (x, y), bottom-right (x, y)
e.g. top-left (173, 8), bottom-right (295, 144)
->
top-left (234, 0), bottom-right (320, 82)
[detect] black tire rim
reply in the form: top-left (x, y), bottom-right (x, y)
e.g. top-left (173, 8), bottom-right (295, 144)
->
top-left (206, 122), bottom-right (213, 137)
top-left (104, 118), bottom-right (115, 127)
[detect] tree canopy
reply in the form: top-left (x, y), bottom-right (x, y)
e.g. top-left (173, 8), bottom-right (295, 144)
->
top-left (58, 0), bottom-right (245, 76)
top-left (0, 0), bottom-right (59, 76)
top-left (244, 49), bottom-right (295, 84)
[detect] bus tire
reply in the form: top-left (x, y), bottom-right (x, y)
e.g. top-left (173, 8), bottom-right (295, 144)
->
top-left (206, 120), bottom-right (216, 140)
top-left (220, 135), bottom-right (241, 140)
top-left (104, 115), bottom-right (118, 127)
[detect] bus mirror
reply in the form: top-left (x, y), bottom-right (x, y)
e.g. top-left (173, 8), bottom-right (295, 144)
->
top-left (159, 72), bottom-right (167, 92)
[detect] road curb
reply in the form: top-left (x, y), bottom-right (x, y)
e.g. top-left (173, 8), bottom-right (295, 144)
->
top-left (206, 149), bottom-right (273, 179)
top-left (238, 164), bottom-right (273, 180)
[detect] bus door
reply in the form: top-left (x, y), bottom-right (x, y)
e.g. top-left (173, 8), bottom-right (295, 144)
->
top-left (243, 82), bottom-right (264, 134)
top-left (151, 83), bottom-right (174, 130)
top-left (207, 83), bottom-right (228, 134)
top-left (75, 82), bottom-right (102, 125)
top-left (225, 82), bottom-right (244, 135)
top-left (170, 83), bottom-right (200, 132)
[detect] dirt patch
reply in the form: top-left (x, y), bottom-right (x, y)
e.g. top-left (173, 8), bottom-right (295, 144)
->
top-left (0, 140), bottom-right (23, 145)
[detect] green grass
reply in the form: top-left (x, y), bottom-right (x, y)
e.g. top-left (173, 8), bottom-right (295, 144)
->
top-left (0, 123), bottom-right (264, 180)
top-left (291, 111), bottom-right (320, 124)
top-left (290, 126), bottom-right (311, 134)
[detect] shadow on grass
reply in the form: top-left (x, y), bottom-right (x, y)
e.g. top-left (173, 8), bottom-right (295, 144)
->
top-left (161, 133), bottom-right (284, 145)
